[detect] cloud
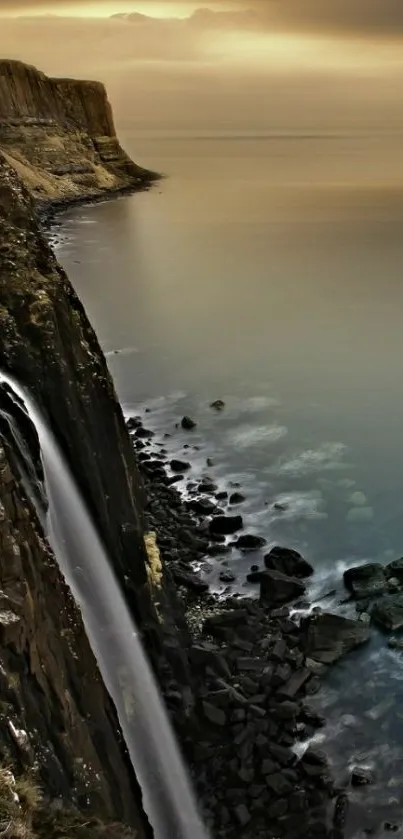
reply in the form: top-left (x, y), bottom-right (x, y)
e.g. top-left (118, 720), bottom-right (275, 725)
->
top-left (0, 0), bottom-right (403, 138)
top-left (108, 1), bottom-right (403, 41)
top-left (262, 0), bottom-right (403, 39)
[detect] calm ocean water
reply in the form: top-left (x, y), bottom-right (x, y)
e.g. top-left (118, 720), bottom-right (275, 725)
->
top-left (55, 133), bottom-right (403, 836)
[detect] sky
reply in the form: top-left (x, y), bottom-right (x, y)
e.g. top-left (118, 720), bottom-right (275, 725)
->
top-left (0, 1), bottom-right (403, 134)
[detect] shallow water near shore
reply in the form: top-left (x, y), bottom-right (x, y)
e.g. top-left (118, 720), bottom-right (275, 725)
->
top-left (54, 132), bottom-right (403, 837)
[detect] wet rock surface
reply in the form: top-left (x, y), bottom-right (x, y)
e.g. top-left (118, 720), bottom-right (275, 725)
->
top-left (129, 415), bottom-right (362, 839)
top-left (371, 595), bottom-right (403, 631)
top-left (265, 546), bottom-right (314, 579)
top-left (344, 563), bottom-right (387, 599)
top-left (301, 613), bottom-right (370, 664)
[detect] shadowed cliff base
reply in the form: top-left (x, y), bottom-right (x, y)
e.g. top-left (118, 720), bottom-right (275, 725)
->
top-left (0, 59), bottom-right (159, 208)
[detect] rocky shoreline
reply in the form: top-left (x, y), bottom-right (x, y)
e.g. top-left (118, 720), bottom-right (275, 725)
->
top-left (38, 172), bottom-right (158, 230)
top-left (125, 411), bottom-right (375, 839)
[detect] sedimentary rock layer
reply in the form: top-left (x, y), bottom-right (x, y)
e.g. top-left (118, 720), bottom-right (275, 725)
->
top-left (0, 59), bottom-right (155, 204)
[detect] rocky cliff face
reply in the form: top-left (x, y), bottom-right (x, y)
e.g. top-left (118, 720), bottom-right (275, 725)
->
top-left (0, 59), bottom-right (156, 205)
top-left (0, 422), bottom-right (149, 834)
top-left (0, 62), bottom-right (180, 837)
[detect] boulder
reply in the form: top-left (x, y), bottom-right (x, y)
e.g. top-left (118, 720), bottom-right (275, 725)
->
top-left (233, 804), bottom-right (250, 827)
top-left (207, 544), bottom-right (231, 557)
top-left (198, 478), bottom-right (218, 494)
top-left (372, 595), bottom-right (403, 631)
top-left (386, 557), bottom-right (403, 581)
top-left (229, 492), bottom-right (245, 505)
top-left (210, 399), bottom-right (225, 411)
top-left (351, 767), bottom-right (374, 787)
top-left (170, 459), bottom-right (191, 472)
top-left (171, 564), bottom-right (209, 594)
top-left (301, 612), bottom-right (370, 664)
top-left (219, 570), bottom-right (236, 583)
top-left (260, 570), bottom-right (306, 606)
top-left (236, 534), bottom-right (266, 552)
top-left (264, 546), bottom-right (313, 579)
top-left (135, 426), bottom-right (154, 439)
top-left (188, 497), bottom-right (216, 515)
top-left (246, 568), bottom-right (263, 583)
top-left (202, 701), bottom-right (227, 727)
top-left (209, 515), bottom-right (243, 536)
top-left (344, 562), bottom-right (387, 599)
top-left (126, 416), bottom-right (142, 430)
top-left (181, 416), bottom-right (196, 430)
top-left (266, 772), bottom-right (293, 796)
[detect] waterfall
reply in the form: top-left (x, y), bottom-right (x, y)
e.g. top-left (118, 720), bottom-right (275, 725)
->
top-left (0, 373), bottom-right (208, 839)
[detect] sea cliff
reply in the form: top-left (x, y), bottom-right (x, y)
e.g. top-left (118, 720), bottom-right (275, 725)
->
top-left (0, 59), bottom-right (156, 206)
top-left (0, 59), bottom-right (356, 839)
top-left (0, 60), bottom-right (164, 838)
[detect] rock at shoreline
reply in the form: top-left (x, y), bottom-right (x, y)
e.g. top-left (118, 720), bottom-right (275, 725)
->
top-left (170, 459), bottom-right (191, 472)
top-left (264, 546), bottom-right (314, 579)
top-left (135, 426), bottom-right (154, 439)
top-left (236, 534), bottom-right (266, 552)
top-left (260, 569), bottom-right (306, 606)
top-left (198, 477), bottom-right (218, 493)
top-left (181, 416), bottom-right (197, 430)
top-left (210, 399), bottom-right (225, 411)
top-left (188, 497), bottom-right (216, 515)
top-left (209, 515), bottom-right (243, 536)
top-left (171, 563), bottom-right (209, 593)
top-left (246, 568), bottom-right (263, 583)
top-left (351, 766), bottom-right (374, 786)
top-left (386, 557), bottom-right (403, 581)
top-left (301, 612), bottom-right (370, 664)
top-left (343, 562), bottom-right (387, 599)
top-left (229, 492), bottom-right (245, 505)
top-left (372, 594), bottom-right (403, 631)
top-left (219, 570), bottom-right (236, 583)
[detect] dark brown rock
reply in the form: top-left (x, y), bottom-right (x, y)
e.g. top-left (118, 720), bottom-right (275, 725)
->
top-left (344, 562), bottom-right (387, 599)
top-left (229, 492), bottom-right (245, 505)
top-left (301, 612), bottom-right (370, 664)
top-left (372, 595), bottom-right (403, 630)
top-left (236, 534), bottom-right (266, 551)
top-left (260, 569), bottom-right (306, 606)
top-left (181, 415), bottom-right (197, 430)
top-left (264, 546), bottom-right (314, 578)
top-left (170, 458), bottom-right (191, 472)
top-left (209, 515), bottom-right (243, 536)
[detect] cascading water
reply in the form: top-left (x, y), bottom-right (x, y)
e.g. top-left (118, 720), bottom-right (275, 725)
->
top-left (0, 372), bottom-right (208, 839)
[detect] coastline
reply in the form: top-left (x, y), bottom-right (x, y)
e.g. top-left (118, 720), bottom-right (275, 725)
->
top-left (122, 408), bottom-right (360, 839)
top-left (43, 184), bottom-right (377, 839)
top-left (37, 169), bottom-right (161, 227)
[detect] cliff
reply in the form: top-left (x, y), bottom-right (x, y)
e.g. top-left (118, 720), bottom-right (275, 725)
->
top-left (0, 64), bottom-right (184, 837)
top-left (0, 59), bottom-right (156, 205)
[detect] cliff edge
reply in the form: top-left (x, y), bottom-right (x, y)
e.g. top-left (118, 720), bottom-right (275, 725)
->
top-left (0, 62), bottom-right (171, 838)
top-left (0, 59), bottom-right (156, 205)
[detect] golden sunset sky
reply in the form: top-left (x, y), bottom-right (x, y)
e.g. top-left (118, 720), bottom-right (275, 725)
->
top-left (0, 1), bottom-right (402, 134)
